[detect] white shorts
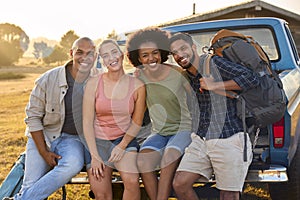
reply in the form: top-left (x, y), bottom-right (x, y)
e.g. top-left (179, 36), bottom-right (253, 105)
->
top-left (177, 132), bottom-right (252, 192)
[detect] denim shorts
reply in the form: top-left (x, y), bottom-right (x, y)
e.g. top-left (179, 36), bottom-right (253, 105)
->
top-left (140, 130), bottom-right (191, 155)
top-left (86, 136), bottom-right (139, 168)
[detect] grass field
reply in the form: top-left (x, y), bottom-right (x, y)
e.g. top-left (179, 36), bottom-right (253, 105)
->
top-left (0, 65), bottom-right (91, 199)
top-left (0, 65), bottom-right (272, 199)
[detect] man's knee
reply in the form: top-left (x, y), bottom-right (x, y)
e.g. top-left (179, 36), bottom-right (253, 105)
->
top-left (58, 155), bottom-right (84, 175)
top-left (173, 172), bottom-right (185, 190)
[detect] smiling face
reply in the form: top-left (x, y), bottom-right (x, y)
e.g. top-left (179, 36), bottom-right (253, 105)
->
top-left (138, 41), bottom-right (162, 72)
top-left (99, 42), bottom-right (124, 72)
top-left (71, 38), bottom-right (96, 75)
top-left (170, 39), bottom-right (195, 70)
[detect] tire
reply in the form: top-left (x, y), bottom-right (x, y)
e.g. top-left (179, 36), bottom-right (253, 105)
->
top-left (268, 135), bottom-right (300, 200)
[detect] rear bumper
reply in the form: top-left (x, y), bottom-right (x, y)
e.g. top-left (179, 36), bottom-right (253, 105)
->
top-left (245, 165), bottom-right (288, 182)
top-left (198, 165), bottom-right (288, 183)
top-left (69, 165), bottom-right (288, 184)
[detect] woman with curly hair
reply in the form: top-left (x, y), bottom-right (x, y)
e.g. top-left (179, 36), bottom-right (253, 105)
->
top-left (126, 27), bottom-right (192, 200)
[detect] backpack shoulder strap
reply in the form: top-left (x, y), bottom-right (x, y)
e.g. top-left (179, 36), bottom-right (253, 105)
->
top-left (202, 54), bottom-right (238, 99)
top-left (203, 53), bottom-right (212, 77)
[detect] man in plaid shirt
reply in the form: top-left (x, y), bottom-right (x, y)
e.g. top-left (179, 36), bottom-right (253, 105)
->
top-left (169, 32), bottom-right (259, 200)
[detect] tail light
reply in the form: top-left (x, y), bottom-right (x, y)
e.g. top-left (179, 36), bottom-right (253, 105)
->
top-left (272, 117), bottom-right (285, 148)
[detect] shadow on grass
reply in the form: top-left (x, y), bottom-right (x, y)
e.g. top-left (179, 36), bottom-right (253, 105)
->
top-left (0, 72), bottom-right (26, 80)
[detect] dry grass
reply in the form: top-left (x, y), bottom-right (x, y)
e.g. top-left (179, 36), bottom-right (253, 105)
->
top-left (0, 64), bottom-right (273, 199)
top-left (0, 65), bottom-right (91, 199)
top-left (0, 72), bottom-right (25, 80)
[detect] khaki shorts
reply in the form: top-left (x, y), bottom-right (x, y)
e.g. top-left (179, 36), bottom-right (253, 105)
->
top-left (177, 132), bottom-right (252, 192)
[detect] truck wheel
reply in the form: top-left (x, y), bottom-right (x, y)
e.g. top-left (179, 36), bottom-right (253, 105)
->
top-left (268, 136), bottom-right (300, 200)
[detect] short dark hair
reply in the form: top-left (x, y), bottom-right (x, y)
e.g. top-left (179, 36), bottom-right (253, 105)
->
top-left (126, 27), bottom-right (170, 67)
top-left (169, 32), bottom-right (194, 47)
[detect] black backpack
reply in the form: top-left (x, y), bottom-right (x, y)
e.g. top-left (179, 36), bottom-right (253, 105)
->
top-left (202, 29), bottom-right (287, 160)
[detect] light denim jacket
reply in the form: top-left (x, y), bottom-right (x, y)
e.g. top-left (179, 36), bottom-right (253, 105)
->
top-left (24, 62), bottom-right (70, 147)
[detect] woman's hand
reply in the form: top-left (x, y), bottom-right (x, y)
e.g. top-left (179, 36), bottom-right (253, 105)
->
top-left (108, 144), bottom-right (126, 163)
top-left (90, 158), bottom-right (105, 181)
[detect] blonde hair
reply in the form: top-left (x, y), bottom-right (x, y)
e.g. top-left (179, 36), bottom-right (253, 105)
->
top-left (98, 39), bottom-right (123, 55)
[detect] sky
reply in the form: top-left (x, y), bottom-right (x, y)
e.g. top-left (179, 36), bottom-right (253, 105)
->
top-left (0, 0), bottom-right (299, 41)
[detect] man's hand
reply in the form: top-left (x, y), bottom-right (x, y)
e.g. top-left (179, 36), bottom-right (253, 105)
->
top-left (199, 76), bottom-right (216, 92)
top-left (31, 130), bottom-right (61, 168)
top-left (40, 151), bottom-right (61, 168)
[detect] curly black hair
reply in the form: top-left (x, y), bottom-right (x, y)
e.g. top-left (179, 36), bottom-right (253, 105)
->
top-left (126, 27), bottom-right (170, 68)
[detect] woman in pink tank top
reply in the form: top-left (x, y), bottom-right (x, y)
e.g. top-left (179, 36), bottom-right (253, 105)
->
top-left (82, 39), bottom-right (146, 200)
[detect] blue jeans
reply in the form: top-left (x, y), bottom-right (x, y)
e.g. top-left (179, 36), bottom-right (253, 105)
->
top-left (140, 130), bottom-right (192, 155)
top-left (14, 133), bottom-right (87, 200)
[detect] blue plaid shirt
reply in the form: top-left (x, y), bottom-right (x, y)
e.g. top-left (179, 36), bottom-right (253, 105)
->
top-left (186, 56), bottom-right (260, 139)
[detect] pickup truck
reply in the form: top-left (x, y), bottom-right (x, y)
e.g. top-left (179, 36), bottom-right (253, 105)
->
top-left (161, 17), bottom-right (300, 200)
top-left (70, 17), bottom-right (299, 200)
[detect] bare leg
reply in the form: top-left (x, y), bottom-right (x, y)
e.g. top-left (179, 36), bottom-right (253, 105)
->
top-left (173, 171), bottom-right (201, 200)
top-left (137, 149), bottom-right (161, 200)
top-left (220, 190), bottom-right (240, 200)
top-left (87, 166), bottom-right (113, 200)
top-left (156, 148), bottom-right (181, 200)
top-left (115, 150), bottom-right (141, 200)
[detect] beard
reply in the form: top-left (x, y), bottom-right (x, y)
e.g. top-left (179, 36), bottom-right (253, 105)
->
top-left (180, 53), bottom-right (195, 70)
top-left (182, 62), bottom-right (192, 69)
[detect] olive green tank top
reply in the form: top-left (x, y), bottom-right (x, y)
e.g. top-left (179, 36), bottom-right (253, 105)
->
top-left (140, 66), bottom-right (191, 136)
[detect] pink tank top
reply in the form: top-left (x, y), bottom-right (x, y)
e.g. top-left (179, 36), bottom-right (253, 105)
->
top-left (94, 74), bottom-right (136, 140)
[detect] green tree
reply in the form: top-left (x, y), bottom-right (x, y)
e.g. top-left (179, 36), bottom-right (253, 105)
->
top-left (43, 30), bottom-right (79, 65)
top-left (60, 30), bottom-right (79, 52)
top-left (33, 41), bottom-right (53, 59)
top-left (43, 45), bottom-right (68, 65)
top-left (0, 40), bottom-right (20, 66)
top-left (106, 29), bottom-right (120, 40)
top-left (0, 23), bottom-right (29, 66)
